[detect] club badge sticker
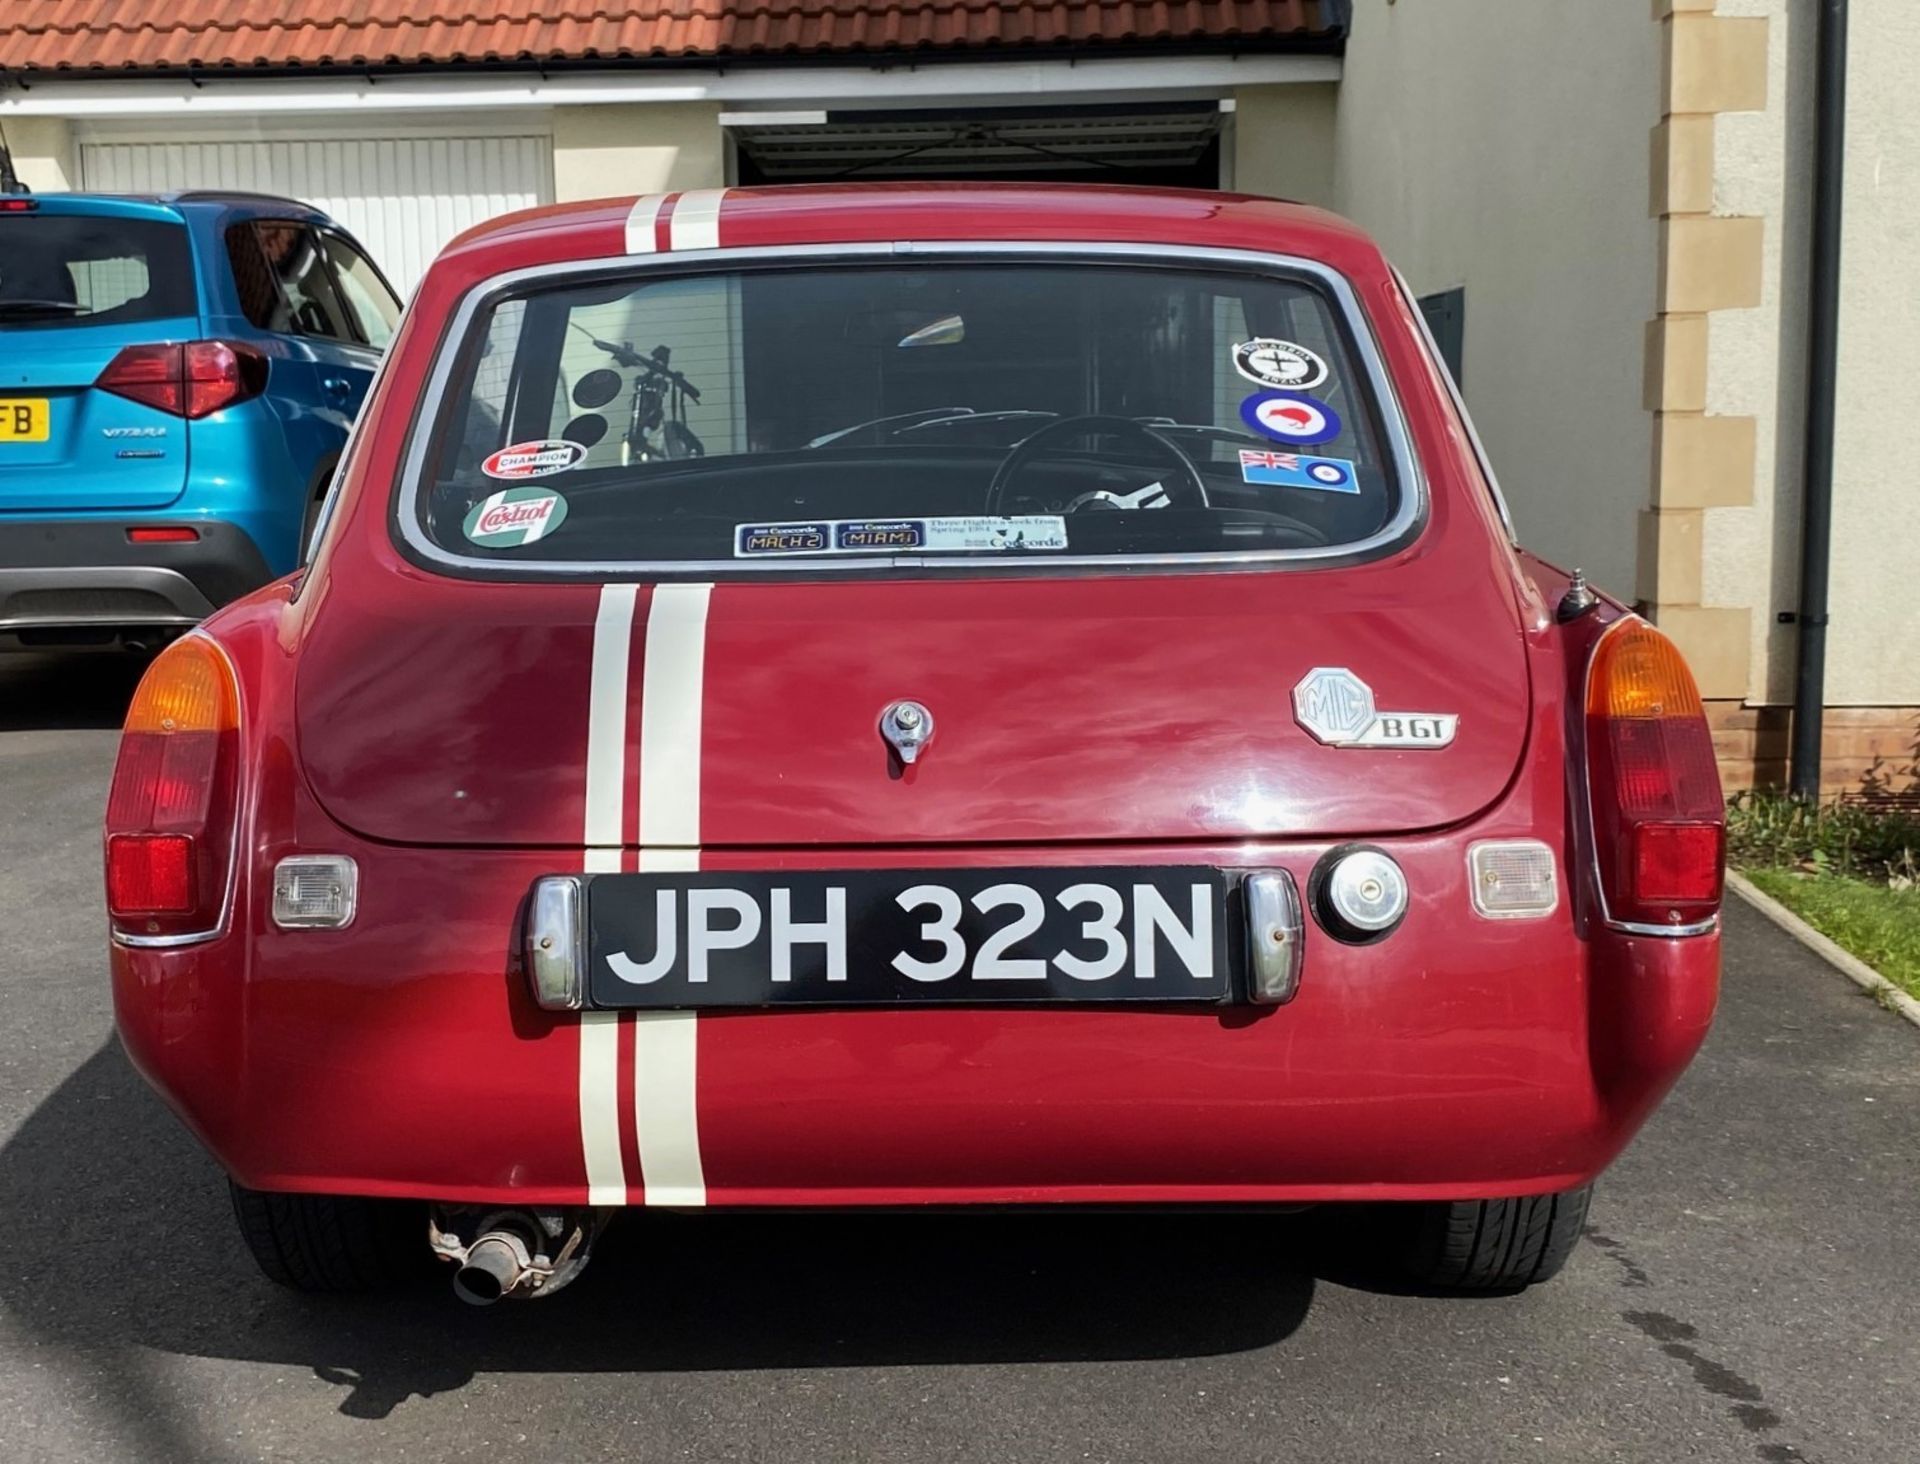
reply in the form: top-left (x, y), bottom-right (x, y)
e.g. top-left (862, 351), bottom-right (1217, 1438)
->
top-left (1240, 391), bottom-right (1344, 446)
top-left (1231, 338), bottom-right (1330, 391)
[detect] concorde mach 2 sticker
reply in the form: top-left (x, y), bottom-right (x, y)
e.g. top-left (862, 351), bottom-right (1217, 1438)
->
top-left (481, 438), bottom-right (587, 481)
top-left (735, 516), bottom-right (1069, 557)
top-left (1231, 338), bottom-right (1330, 391)
top-left (463, 487), bottom-right (570, 547)
top-left (1238, 449), bottom-right (1360, 494)
top-left (1240, 390), bottom-right (1343, 446)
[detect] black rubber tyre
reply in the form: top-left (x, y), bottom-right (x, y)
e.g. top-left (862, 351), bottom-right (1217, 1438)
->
top-left (229, 1182), bottom-right (429, 1293)
top-left (1403, 1185), bottom-right (1593, 1293)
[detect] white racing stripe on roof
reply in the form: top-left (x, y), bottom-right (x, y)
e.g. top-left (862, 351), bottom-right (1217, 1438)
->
top-left (624, 193), bottom-right (668, 254)
top-left (668, 188), bottom-right (726, 251)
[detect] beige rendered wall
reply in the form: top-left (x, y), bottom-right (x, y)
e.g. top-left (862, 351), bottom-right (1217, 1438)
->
top-left (1325, 1), bottom-right (1663, 601)
top-left (1231, 84), bottom-right (1337, 206)
top-left (551, 102), bottom-right (725, 203)
top-left (1706, 0), bottom-right (1920, 708)
top-left (4, 116), bottom-right (77, 192)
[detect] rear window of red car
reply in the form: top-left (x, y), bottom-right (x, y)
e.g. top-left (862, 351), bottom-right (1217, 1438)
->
top-left (406, 256), bottom-right (1415, 573)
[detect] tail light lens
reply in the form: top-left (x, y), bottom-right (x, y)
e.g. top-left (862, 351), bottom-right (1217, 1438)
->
top-left (1585, 619), bottom-right (1726, 928)
top-left (104, 637), bottom-right (242, 939)
top-left (96, 341), bottom-right (268, 420)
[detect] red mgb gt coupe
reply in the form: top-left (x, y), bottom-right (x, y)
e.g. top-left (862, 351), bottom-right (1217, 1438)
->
top-left (106, 185), bottom-right (1724, 1305)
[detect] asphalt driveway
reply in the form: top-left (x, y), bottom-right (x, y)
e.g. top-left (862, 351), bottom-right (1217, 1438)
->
top-left (1, 649), bottom-right (1915, 1463)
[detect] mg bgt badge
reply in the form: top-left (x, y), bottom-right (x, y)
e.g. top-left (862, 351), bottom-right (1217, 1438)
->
top-left (1292, 667), bottom-right (1457, 750)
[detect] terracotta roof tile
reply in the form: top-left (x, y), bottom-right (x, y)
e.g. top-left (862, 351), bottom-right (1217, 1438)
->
top-left (0, 2), bottom-right (1338, 74)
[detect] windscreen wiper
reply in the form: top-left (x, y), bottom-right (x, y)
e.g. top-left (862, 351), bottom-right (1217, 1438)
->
top-left (806, 407), bottom-right (976, 448)
top-left (0, 298), bottom-right (87, 319)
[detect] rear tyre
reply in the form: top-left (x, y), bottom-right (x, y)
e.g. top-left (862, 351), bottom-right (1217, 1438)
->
top-left (229, 1182), bottom-right (429, 1293)
top-left (1402, 1185), bottom-right (1592, 1293)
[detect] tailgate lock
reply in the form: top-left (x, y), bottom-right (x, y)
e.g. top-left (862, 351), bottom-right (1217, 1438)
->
top-left (879, 700), bottom-right (935, 764)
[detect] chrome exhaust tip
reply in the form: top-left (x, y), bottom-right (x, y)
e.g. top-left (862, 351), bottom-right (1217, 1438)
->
top-left (452, 1232), bottom-right (533, 1307)
top-left (432, 1208), bottom-right (602, 1305)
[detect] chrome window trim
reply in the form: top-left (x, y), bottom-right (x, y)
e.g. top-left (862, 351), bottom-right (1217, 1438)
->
top-left (1608, 915), bottom-right (1720, 939)
top-left (1391, 264), bottom-right (1517, 546)
top-left (1578, 614), bottom-right (1723, 941)
top-left (393, 240), bottom-right (1429, 579)
top-left (109, 629), bottom-right (243, 951)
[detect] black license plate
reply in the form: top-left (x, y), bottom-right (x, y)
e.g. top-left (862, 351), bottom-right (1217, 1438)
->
top-left (584, 866), bottom-right (1231, 1009)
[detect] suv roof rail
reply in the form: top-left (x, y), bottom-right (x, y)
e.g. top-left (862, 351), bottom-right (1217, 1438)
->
top-left (165, 189), bottom-right (316, 210)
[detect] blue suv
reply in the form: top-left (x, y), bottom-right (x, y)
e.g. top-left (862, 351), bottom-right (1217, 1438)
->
top-left (0, 191), bottom-right (399, 648)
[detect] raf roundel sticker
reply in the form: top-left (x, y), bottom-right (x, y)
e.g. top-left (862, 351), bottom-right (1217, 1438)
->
top-left (481, 438), bottom-right (587, 481)
top-left (1240, 391), bottom-right (1343, 446)
top-left (1231, 338), bottom-right (1330, 391)
top-left (463, 487), bottom-right (570, 548)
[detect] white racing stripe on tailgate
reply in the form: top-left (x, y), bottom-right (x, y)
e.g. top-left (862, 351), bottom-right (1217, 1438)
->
top-left (633, 582), bottom-right (714, 1206)
top-left (668, 188), bottom-right (726, 251)
top-left (625, 193), bottom-right (668, 254)
top-left (637, 583), bottom-right (711, 849)
top-left (580, 583), bottom-right (639, 1206)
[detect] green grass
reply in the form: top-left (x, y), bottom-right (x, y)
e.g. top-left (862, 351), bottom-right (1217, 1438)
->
top-left (1744, 866), bottom-right (1920, 1001)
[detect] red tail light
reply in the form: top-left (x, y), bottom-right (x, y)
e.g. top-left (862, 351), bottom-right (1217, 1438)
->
top-left (104, 637), bottom-right (242, 939)
top-left (1585, 619), bottom-right (1726, 928)
top-left (96, 341), bottom-right (268, 420)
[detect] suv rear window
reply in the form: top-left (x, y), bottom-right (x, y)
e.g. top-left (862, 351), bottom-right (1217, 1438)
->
top-left (0, 215), bottom-right (195, 329)
top-left (412, 259), bottom-right (1408, 571)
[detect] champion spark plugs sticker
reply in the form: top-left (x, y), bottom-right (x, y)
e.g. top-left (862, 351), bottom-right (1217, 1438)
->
top-left (1240, 391), bottom-right (1344, 446)
top-left (463, 487), bottom-right (570, 547)
top-left (481, 438), bottom-right (587, 480)
top-left (1231, 338), bottom-right (1330, 391)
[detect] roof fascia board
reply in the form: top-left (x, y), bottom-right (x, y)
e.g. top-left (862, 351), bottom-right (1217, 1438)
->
top-left (0, 55), bottom-right (1341, 119)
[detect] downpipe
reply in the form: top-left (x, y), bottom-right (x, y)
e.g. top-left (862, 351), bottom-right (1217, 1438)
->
top-left (429, 1208), bottom-right (606, 1305)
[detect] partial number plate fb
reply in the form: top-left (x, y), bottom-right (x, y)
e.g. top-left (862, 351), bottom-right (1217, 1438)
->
top-left (584, 866), bottom-right (1230, 1009)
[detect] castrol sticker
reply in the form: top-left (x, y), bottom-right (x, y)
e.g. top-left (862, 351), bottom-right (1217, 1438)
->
top-left (481, 438), bottom-right (586, 481)
top-left (463, 487), bottom-right (570, 548)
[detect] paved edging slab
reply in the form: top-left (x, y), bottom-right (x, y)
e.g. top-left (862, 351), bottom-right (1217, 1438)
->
top-left (1727, 870), bottom-right (1920, 1031)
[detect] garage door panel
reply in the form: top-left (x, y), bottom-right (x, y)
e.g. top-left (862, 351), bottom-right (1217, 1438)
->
top-left (80, 133), bottom-right (553, 294)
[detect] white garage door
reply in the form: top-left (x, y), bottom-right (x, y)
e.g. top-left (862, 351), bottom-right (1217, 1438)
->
top-left (80, 130), bottom-right (553, 295)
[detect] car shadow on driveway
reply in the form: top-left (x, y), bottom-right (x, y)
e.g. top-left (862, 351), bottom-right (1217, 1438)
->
top-left (0, 1041), bottom-right (1327, 1433)
top-left (0, 649), bottom-right (148, 732)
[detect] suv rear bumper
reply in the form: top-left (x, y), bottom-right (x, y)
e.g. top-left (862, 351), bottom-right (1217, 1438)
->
top-left (0, 520), bottom-right (273, 635)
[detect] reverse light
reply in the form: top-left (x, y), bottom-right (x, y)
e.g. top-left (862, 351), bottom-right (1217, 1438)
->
top-left (272, 855), bottom-right (359, 929)
top-left (1468, 840), bottom-right (1560, 919)
top-left (104, 636), bottom-right (241, 940)
top-left (1585, 619), bottom-right (1726, 929)
top-left (96, 340), bottom-right (268, 420)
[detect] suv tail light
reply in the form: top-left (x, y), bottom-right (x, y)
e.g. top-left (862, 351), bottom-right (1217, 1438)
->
top-left (1585, 619), bottom-right (1726, 929)
top-left (105, 636), bottom-right (242, 940)
top-left (96, 341), bottom-right (268, 420)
